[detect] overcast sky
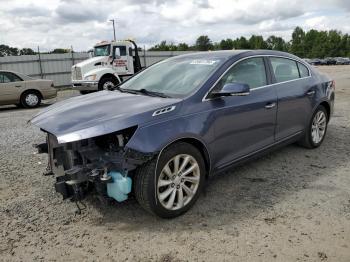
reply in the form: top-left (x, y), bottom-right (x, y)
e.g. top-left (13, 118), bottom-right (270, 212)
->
top-left (0, 0), bottom-right (349, 51)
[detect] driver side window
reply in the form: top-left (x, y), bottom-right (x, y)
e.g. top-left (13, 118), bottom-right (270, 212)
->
top-left (214, 57), bottom-right (267, 91)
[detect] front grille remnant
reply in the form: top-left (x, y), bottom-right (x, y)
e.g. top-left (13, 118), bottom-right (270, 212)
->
top-left (72, 67), bottom-right (82, 80)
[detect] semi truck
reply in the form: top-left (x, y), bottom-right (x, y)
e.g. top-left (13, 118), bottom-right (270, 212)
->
top-left (71, 40), bottom-right (142, 93)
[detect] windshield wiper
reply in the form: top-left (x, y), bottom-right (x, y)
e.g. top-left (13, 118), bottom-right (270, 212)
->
top-left (119, 88), bottom-right (170, 98)
top-left (137, 89), bottom-right (170, 98)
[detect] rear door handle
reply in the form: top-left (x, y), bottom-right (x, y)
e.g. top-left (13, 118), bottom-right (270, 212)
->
top-left (265, 102), bottom-right (276, 109)
top-left (306, 90), bottom-right (315, 96)
top-left (15, 85), bottom-right (21, 87)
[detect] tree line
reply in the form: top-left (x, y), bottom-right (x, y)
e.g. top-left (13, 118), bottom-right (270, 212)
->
top-left (149, 27), bottom-right (350, 58)
top-left (1, 27), bottom-right (350, 58)
top-left (0, 45), bottom-right (72, 57)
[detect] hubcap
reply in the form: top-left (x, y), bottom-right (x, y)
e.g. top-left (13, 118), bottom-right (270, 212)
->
top-left (102, 81), bottom-right (115, 90)
top-left (25, 94), bottom-right (39, 106)
top-left (311, 111), bottom-right (327, 144)
top-left (157, 154), bottom-right (200, 210)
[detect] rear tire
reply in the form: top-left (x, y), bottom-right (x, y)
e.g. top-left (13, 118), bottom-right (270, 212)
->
top-left (20, 91), bottom-right (41, 108)
top-left (98, 77), bottom-right (119, 91)
top-left (298, 105), bottom-right (328, 148)
top-left (134, 142), bottom-right (206, 218)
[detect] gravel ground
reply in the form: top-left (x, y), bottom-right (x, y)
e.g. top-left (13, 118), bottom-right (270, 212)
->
top-left (0, 66), bottom-right (349, 262)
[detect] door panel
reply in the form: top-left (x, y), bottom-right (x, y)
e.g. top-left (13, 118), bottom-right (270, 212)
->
top-left (113, 45), bottom-right (133, 75)
top-left (0, 72), bottom-right (23, 104)
top-left (274, 78), bottom-right (312, 140)
top-left (210, 87), bottom-right (277, 168)
top-left (269, 57), bottom-right (313, 140)
top-left (207, 57), bottom-right (277, 168)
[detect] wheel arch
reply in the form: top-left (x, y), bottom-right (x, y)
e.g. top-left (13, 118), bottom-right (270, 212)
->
top-left (21, 89), bottom-right (43, 99)
top-left (99, 73), bottom-right (121, 84)
top-left (319, 101), bottom-right (331, 121)
top-left (158, 137), bottom-right (212, 177)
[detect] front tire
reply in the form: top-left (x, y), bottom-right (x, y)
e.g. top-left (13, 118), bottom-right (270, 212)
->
top-left (21, 91), bottom-right (41, 108)
top-left (134, 142), bottom-right (206, 218)
top-left (298, 105), bottom-right (328, 148)
top-left (98, 77), bottom-right (119, 91)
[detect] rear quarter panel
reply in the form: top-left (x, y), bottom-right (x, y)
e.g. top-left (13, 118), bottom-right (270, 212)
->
top-left (310, 67), bottom-right (334, 117)
top-left (25, 80), bottom-right (57, 99)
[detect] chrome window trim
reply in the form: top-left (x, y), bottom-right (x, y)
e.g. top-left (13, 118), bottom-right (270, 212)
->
top-left (202, 54), bottom-right (312, 101)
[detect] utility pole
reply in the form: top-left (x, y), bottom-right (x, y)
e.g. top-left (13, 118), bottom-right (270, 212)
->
top-left (110, 19), bottom-right (116, 41)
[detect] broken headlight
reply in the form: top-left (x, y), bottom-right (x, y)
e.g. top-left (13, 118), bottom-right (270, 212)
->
top-left (94, 126), bottom-right (137, 151)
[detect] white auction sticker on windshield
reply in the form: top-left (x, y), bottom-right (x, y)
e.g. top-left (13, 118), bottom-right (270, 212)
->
top-left (190, 59), bottom-right (218, 65)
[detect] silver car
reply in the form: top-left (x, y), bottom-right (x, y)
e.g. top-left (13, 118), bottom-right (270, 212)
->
top-left (0, 70), bottom-right (57, 108)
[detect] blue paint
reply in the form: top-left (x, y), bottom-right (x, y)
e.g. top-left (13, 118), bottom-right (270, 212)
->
top-left (107, 171), bottom-right (132, 202)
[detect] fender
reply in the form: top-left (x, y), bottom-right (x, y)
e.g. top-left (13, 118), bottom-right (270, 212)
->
top-left (125, 112), bottom-right (215, 168)
top-left (85, 67), bottom-right (121, 84)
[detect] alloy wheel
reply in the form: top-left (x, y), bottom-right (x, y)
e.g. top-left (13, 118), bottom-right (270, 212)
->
top-left (157, 154), bottom-right (200, 210)
top-left (311, 111), bottom-right (327, 144)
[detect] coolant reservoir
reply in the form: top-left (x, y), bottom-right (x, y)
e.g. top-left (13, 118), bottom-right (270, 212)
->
top-left (107, 171), bottom-right (132, 202)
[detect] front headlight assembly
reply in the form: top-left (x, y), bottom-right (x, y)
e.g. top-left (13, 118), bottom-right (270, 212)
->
top-left (84, 74), bottom-right (97, 81)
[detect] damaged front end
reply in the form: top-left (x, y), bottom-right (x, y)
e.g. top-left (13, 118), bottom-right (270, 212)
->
top-left (36, 126), bottom-right (154, 204)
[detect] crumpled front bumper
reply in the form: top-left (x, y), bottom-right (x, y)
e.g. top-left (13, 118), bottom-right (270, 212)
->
top-left (72, 80), bottom-right (98, 91)
top-left (37, 133), bottom-right (154, 202)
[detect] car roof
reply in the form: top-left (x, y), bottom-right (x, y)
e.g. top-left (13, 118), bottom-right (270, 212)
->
top-left (0, 70), bottom-right (22, 75)
top-left (173, 49), bottom-right (303, 61)
top-left (0, 70), bottom-right (36, 80)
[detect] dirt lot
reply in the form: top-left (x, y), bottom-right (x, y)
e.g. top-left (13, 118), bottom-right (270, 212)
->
top-left (0, 66), bottom-right (349, 262)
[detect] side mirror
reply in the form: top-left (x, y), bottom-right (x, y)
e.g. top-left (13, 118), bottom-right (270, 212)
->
top-left (88, 49), bottom-right (93, 58)
top-left (211, 82), bottom-right (250, 98)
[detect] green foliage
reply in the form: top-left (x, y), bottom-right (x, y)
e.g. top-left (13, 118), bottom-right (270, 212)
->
top-left (248, 35), bottom-right (268, 49)
top-left (0, 45), bottom-right (18, 56)
top-left (20, 48), bottom-right (36, 55)
top-left (195, 35), bottom-right (213, 51)
top-left (51, 48), bottom-right (70, 54)
top-left (0, 45), bottom-right (36, 56)
top-left (219, 39), bottom-right (234, 50)
top-left (148, 27), bottom-right (350, 58)
top-left (266, 36), bottom-right (288, 51)
top-left (177, 43), bottom-right (189, 51)
top-left (1, 27), bottom-right (350, 58)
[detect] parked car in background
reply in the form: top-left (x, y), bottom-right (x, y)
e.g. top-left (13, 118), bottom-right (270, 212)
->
top-left (31, 50), bottom-right (335, 218)
top-left (335, 57), bottom-right (350, 65)
top-left (324, 57), bottom-right (337, 65)
top-left (308, 58), bottom-right (322, 65)
top-left (0, 71), bottom-right (57, 108)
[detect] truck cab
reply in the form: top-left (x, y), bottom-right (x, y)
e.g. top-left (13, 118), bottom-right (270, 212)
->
top-left (71, 40), bottom-right (142, 92)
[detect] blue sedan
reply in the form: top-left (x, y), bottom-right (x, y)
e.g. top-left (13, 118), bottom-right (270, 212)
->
top-left (31, 50), bottom-right (335, 218)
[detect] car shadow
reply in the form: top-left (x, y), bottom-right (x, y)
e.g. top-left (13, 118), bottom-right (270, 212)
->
top-left (85, 125), bottom-right (346, 232)
top-left (0, 103), bottom-right (51, 113)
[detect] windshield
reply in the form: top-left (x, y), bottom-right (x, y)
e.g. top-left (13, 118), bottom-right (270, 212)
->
top-left (119, 56), bottom-right (225, 98)
top-left (94, 44), bottom-right (111, 57)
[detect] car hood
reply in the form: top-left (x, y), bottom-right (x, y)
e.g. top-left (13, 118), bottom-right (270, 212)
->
top-left (75, 56), bottom-right (107, 68)
top-left (31, 90), bottom-right (181, 143)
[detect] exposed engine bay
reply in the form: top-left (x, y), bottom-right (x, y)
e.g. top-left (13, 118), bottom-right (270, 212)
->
top-left (35, 126), bottom-right (154, 210)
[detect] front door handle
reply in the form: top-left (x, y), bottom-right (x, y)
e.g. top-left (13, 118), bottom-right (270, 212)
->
top-left (306, 90), bottom-right (315, 96)
top-left (265, 102), bottom-right (276, 109)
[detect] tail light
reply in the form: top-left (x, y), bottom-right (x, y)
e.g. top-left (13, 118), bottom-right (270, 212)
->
top-left (329, 80), bottom-right (335, 89)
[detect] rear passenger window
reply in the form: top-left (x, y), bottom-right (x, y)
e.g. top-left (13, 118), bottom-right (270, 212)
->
top-left (270, 57), bottom-right (299, 83)
top-left (0, 73), bottom-right (14, 83)
top-left (217, 57), bottom-right (267, 89)
top-left (298, 62), bottom-right (309, 78)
